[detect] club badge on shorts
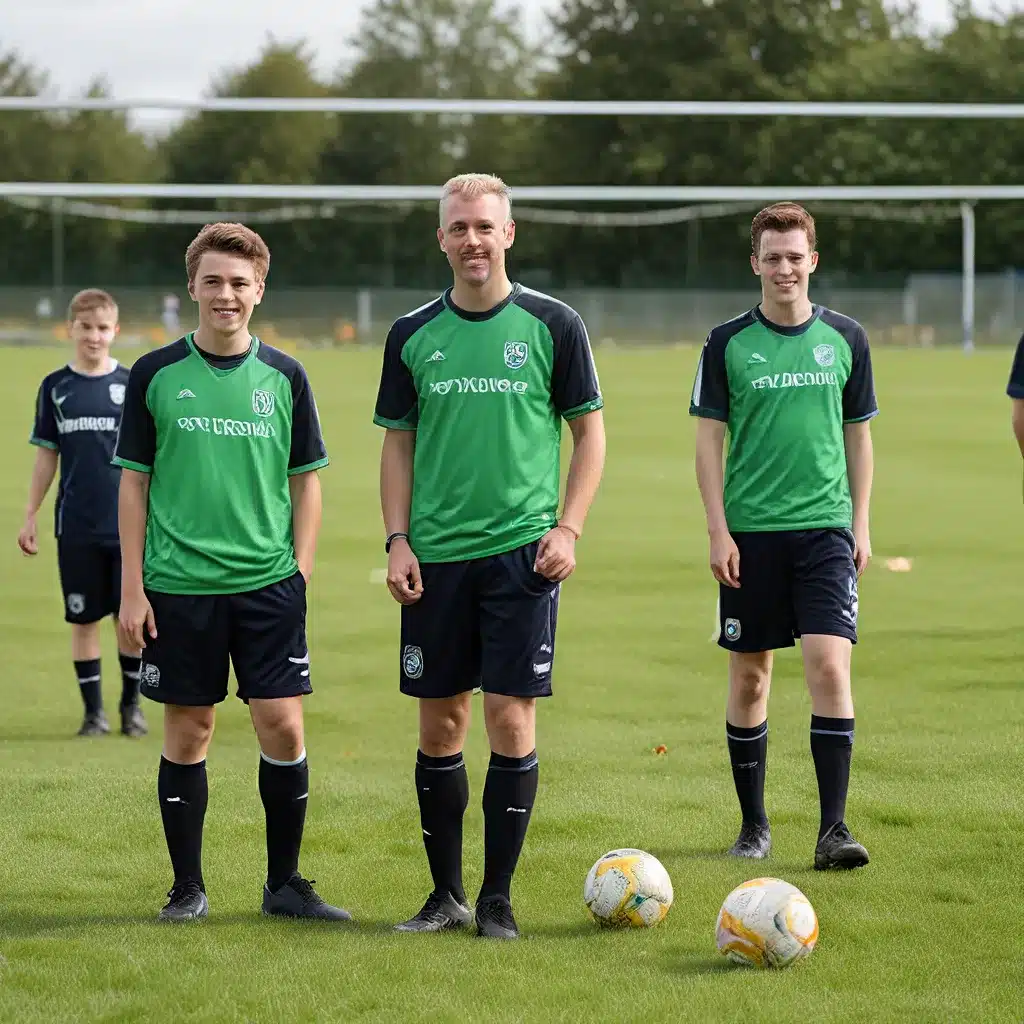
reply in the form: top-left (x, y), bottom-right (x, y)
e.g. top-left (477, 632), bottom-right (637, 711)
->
top-left (402, 645), bottom-right (424, 679)
top-left (724, 618), bottom-right (742, 642)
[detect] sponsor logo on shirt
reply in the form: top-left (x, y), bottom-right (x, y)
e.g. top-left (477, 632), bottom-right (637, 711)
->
top-left (57, 416), bottom-right (118, 433)
top-left (428, 377), bottom-right (528, 396)
top-left (176, 416), bottom-right (277, 438)
top-left (751, 371), bottom-right (838, 391)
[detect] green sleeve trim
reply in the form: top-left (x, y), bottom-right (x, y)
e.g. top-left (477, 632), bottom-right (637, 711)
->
top-left (689, 405), bottom-right (729, 421)
top-left (843, 410), bottom-right (879, 424)
top-left (373, 414), bottom-right (417, 431)
top-left (30, 437), bottom-right (59, 450)
top-left (112, 457), bottom-right (152, 473)
top-left (562, 397), bottom-right (604, 421)
top-left (288, 457), bottom-right (330, 476)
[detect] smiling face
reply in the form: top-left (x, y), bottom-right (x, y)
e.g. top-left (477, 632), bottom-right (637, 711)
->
top-left (188, 251), bottom-right (265, 339)
top-left (752, 227), bottom-right (818, 310)
top-left (69, 304), bottom-right (119, 368)
top-left (437, 191), bottom-right (515, 291)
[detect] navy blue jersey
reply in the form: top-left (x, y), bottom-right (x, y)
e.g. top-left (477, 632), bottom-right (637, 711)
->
top-left (30, 362), bottom-right (129, 543)
top-left (1008, 333), bottom-right (1024, 399)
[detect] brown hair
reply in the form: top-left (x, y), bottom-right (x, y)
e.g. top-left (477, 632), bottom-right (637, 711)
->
top-left (67, 288), bottom-right (118, 323)
top-left (751, 203), bottom-right (817, 256)
top-left (185, 222), bottom-right (270, 283)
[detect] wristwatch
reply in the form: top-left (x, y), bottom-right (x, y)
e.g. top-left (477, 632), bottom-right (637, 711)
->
top-left (385, 531), bottom-right (409, 553)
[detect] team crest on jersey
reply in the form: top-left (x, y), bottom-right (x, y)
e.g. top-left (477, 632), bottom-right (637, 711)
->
top-left (252, 389), bottom-right (275, 417)
top-left (109, 383), bottom-right (125, 405)
top-left (503, 341), bottom-right (529, 370)
top-left (402, 645), bottom-right (424, 680)
top-left (724, 618), bottom-right (741, 642)
top-left (813, 343), bottom-right (835, 368)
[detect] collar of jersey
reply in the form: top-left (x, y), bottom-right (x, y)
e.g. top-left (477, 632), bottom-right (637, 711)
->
top-left (185, 331), bottom-right (259, 373)
top-left (753, 304), bottom-right (822, 337)
top-left (64, 359), bottom-right (119, 379)
top-left (443, 283), bottom-right (520, 322)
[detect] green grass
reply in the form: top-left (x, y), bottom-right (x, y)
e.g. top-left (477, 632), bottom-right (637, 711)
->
top-left (0, 343), bottom-right (1021, 1023)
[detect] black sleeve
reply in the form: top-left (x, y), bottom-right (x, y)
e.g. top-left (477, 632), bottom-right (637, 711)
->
top-left (112, 362), bottom-right (157, 472)
top-left (29, 378), bottom-right (59, 449)
top-left (373, 321), bottom-right (419, 429)
top-left (288, 364), bottom-right (329, 474)
top-left (552, 313), bottom-right (604, 419)
top-left (688, 331), bottom-right (730, 421)
top-left (1008, 334), bottom-right (1024, 399)
top-left (842, 325), bottom-right (879, 423)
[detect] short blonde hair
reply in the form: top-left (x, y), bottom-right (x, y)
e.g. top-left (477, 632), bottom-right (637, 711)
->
top-left (185, 222), bottom-right (270, 283)
top-left (439, 173), bottom-right (512, 226)
top-left (67, 288), bottom-right (118, 323)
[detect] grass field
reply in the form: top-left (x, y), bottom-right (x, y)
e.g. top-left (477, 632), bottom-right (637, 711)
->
top-left (0, 343), bottom-right (1021, 1024)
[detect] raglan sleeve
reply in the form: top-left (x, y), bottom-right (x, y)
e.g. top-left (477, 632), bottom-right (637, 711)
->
top-left (688, 331), bottom-right (730, 421)
top-left (551, 311), bottom-right (603, 420)
top-left (842, 325), bottom-right (879, 423)
top-left (1007, 333), bottom-right (1024, 399)
top-left (373, 321), bottom-right (419, 429)
top-left (30, 378), bottom-right (59, 450)
top-left (288, 363), bottom-right (330, 475)
top-left (112, 361), bottom-right (157, 472)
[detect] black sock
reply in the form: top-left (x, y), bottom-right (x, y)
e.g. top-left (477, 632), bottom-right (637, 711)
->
top-left (118, 653), bottom-right (141, 709)
top-left (158, 756), bottom-right (208, 889)
top-left (479, 750), bottom-right (539, 903)
top-left (810, 716), bottom-right (855, 839)
top-left (259, 752), bottom-right (309, 893)
top-left (726, 720), bottom-right (769, 827)
top-left (415, 750), bottom-right (469, 903)
top-left (74, 659), bottom-right (102, 715)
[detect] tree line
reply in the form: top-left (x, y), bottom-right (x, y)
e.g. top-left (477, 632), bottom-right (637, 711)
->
top-left (1, 0), bottom-right (1021, 290)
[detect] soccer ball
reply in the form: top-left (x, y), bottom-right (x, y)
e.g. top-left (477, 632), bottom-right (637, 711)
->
top-left (716, 877), bottom-right (819, 968)
top-left (583, 848), bottom-right (673, 927)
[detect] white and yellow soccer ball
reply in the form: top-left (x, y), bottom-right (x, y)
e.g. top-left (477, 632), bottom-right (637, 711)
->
top-left (716, 877), bottom-right (819, 968)
top-left (583, 848), bottom-right (673, 927)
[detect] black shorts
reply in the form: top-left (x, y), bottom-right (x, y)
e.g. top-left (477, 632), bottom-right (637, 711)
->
top-left (718, 529), bottom-right (858, 653)
top-left (57, 538), bottom-right (120, 625)
top-left (399, 540), bottom-right (560, 699)
top-left (138, 570), bottom-right (312, 706)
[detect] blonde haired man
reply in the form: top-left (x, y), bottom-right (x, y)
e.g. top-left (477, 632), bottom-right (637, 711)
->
top-left (375, 174), bottom-right (607, 938)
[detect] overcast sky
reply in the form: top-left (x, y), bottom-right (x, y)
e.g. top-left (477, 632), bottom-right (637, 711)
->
top-left (5, 0), bottom-right (1004, 104)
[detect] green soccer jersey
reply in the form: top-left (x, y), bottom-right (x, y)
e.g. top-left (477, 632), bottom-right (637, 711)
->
top-left (113, 334), bottom-right (329, 594)
top-left (373, 284), bottom-right (603, 563)
top-left (689, 306), bottom-right (878, 532)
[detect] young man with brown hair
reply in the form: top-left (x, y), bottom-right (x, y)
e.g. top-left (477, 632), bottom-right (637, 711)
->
top-left (375, 174), bottom-right (606, 939)
top-left (689, 202), bottom-right (877, 870)
top-left (19, 289), bottom-right (146, 738)
top-left (114, 223), bottom-right (349, 923)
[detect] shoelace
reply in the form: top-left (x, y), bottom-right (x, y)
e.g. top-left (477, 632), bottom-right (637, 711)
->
top-left (289, 877), bottom-right (325, 905)
top-left (167, 880), bottom-right (202, 903)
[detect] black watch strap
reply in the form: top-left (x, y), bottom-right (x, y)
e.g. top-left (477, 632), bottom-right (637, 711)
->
top-left (385, 532), bottom-right (409, 553)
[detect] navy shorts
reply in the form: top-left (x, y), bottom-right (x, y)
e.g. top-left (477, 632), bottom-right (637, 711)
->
top-left (57, 538), bottom-right (120, 625)
top-left (718, 529), bottom-right (858, 653)
top-left (399, 540), bottom-right (560, 699)
top-left (138, 570), bottom-right (312, 706)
